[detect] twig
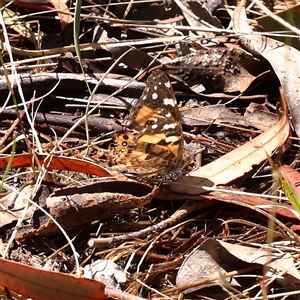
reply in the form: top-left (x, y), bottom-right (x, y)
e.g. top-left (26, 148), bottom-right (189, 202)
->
top-left (104, 287), bottom-right (147, 300)
top-left (0, 102), bottom-right (31, 148)
top-left (88, 200), bottom-right (205, 248)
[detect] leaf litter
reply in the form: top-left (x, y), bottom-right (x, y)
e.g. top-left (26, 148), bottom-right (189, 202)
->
top-left (1, 0), bottom-right (300, 299)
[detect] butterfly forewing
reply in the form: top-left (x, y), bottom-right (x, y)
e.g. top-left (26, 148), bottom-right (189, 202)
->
top-left (130, 72), bottom-right (180, 129)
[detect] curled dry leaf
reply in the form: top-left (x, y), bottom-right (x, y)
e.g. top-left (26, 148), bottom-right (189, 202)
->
top-left (174, 0), bottom-right (223, 37)
top-left (171, 90), bottom-right (290, 194)
top-left (217, 240), bottom-right (300, 282)
top-left (233, 0), bottom-right (300, 137)
top-left (176, 239), bottom-right (300, 294)
top-left (176, 248), bottom-right (240, 295)
top-left (15, 181), bottom-right (157, 240)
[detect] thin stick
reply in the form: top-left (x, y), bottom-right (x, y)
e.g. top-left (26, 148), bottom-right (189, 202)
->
top-left (88, 200), bottom-right (206, 248)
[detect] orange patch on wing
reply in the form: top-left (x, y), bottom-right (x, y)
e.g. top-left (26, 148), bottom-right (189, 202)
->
top-left (167, 144), bottom-right (180, 157)
top-left (135, 106), bottom-right (153, 126)
top-left (138, 133), bottom-right (166, 144)
top-left (154, 143), bottom-right (180, 157)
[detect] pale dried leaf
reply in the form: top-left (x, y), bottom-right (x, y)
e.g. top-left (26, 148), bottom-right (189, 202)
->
top-left (171, 95), bottom-right (290, 194)
top-left (233, 1), bottom-right (300, 136)
top-left (48, 0), bottom-right (72, 30)
top-left (3, 8), bottom-right (40, 47)
top-left (218, 240), bottom-right (300, 282)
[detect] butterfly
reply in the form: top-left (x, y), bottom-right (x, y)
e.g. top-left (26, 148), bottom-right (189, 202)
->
top-left (108, 70), bottom-right (192, 176)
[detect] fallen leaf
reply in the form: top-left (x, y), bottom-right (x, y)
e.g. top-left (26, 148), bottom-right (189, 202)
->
top-left (205, 187), bottom-right (300, 221)
top-left (233, 0), bottom-right (300, 137)
top-left (176, 248), bottom-right (240, 295)
top-left (0, 154), bottom-right (112, 178)
top-left (175, 238), bottom-right (300, 294)
top-left (217, 240), bottom-right (300, 281)
top-left (14, 181), bottom-right (157, 240)
top-left (181, 104), bottom-right (245, 127)
top-left (174, 0), bottom-right (223, 37)
top-left (277, 164), bottom-right (300, 216)
top-left (244, 102), bottom-right (278, 130)
top-left (48, 0), bottom-right (72, 30)
top-left (0, 257), bottom-right (107, 300)
top-left (171, 89), bottom-right (290, 194)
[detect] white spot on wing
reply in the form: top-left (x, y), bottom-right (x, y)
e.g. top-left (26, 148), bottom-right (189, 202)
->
top-left (152, 93), bottom-right (158, 100)
top-left (152, 124), bottom-right (158, 129)
top-left (165, 112), bottom-right (171, 118)
top-left (154, 85), bottom-right (158, 90)
top-left (163, 98), bottom-right (176, 107)
top-left (164, 81), bottom-right (171, 88)
top-left (165, 136), bottom-right (180, 143)
top-left (162, 123), bottom-right (176, 130)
